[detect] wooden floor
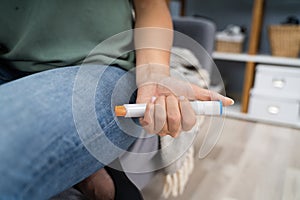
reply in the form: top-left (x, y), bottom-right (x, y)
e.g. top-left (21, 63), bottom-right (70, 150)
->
top-left (142, 117), bottom-right (300, 200)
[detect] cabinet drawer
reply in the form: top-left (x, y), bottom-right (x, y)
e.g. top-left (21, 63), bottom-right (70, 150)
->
top-left (248, 94), bottom-right (300, 125)
top-left (254, 65), bottom-right (300, 95)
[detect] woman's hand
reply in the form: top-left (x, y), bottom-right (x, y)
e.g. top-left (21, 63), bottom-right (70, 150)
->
top-left (136, 65), bottom-right (234, 138)
top-left (133, 0), bottom-right (233, 138)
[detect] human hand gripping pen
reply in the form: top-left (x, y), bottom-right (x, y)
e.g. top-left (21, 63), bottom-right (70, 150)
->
top-left (115, 100), bottom-right (223, 117)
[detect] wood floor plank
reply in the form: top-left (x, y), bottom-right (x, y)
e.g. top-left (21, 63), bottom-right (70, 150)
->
top-left (282, 168), bottom-right (300, 200)
top-left (142, 118), bottom-right (300, 200)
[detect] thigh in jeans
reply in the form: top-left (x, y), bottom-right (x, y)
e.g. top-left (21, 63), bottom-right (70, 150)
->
top-left (0, 65), bottom-right (141, 199)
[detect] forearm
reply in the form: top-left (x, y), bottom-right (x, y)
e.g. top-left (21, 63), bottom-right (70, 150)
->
top-left (133, 0), bottom-right (173, 79)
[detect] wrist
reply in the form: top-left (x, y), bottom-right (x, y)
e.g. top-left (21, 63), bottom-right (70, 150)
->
top-left (136, 63), bottom-right (170, 87)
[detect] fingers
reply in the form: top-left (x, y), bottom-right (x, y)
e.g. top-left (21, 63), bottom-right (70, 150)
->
top-left (140, 96), bottom-right (169, 135)
top-left (141, 95), bottom-right (197, 138)
top-left (154, 96), bottom-right (167, 134)
top-left (139, 102), bottom-right (154, 133)
top-left (156, 78), bottom-right (234, 107)
top-left (179, 97), bottom-right (196, 131)
top-left (191, 84), bottom-right (234, 106)
top-left (166, 96), bottom-right (181, 137)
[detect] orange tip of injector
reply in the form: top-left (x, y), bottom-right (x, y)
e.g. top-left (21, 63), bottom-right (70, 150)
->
top-left (115, 105), bottom-right (127, 117)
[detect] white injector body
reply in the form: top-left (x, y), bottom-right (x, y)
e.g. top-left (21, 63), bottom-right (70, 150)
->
top-left (123, 101), bottom-right (222, 118)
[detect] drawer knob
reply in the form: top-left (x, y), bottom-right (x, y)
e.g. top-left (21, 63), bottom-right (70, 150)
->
top-left (267, 105), bottom-right (279, 115)
top-left (272, 79), bottom-right (285, 89)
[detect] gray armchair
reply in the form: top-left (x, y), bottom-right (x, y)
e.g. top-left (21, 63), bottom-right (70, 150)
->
top-left (173, 17), bottom-right (223, 90)
top-left (173, 16), bottom-right (216, 65)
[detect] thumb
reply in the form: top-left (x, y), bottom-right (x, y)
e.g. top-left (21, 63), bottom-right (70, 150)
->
top-left (191, 83), bottom-right (234, 106)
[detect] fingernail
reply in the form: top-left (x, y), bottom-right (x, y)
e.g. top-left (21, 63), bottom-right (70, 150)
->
top-left (226, 97), bottom-right (234, 105)
top-left (151, 96), bottom-right (156, 103)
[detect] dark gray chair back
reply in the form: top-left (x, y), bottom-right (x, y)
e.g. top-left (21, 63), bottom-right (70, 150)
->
top-left (173, 17), bottom-right (219, 86)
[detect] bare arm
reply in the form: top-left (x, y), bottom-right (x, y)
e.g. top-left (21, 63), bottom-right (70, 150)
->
top-left (133, 0), bottom-right (234, 137)
top-left (133, 0), bottom-right (172, 76)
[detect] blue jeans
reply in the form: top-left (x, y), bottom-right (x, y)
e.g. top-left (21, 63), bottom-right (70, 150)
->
top-left (0, 65), bottom-right (142, 199)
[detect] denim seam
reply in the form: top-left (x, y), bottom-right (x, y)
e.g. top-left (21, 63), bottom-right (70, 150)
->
top-left (81, 119), bottom-right (116, 146)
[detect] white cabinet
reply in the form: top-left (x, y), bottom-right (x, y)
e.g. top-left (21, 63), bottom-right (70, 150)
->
top-left (248, 64), bottom-right (300, 126)
top-left (253, 65), bottom-right (300, 96)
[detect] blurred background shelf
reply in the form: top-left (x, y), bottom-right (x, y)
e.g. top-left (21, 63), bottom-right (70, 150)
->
top-left (212, 52), bottom-right (300, 67)
top-left (168, 0), bottom-right (300, 127)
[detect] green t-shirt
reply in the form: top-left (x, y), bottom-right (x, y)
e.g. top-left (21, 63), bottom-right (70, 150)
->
top-left (0, 0), bottom-right (135, 73)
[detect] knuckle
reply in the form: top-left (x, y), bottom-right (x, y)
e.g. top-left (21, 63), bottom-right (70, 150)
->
top-left (157, 95), bottom-right (165, 102)
top-left (182, 118), bottom-right (196, 131)
top-left (169, 131), bottom-right (180, 138)
top-left (168, 123), bottom-right (181, 137)
top-left (139, 118), bottom-right (145, 124)
top-left (158, 130), bottom-right (168, 137)
top-left (168, 113), bottom-right (181, 124)
top-left (166, 95), bottom-right (177, 102)
top-left (159, 133), bottom-right (167, 137)
top-left (139, 118), bottom-right (149, 127)
top-left (183, 123), bottom-right (194, 131)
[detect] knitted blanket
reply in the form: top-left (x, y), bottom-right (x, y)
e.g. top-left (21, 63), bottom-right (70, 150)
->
top-left (161, 47), bottom-right (210, 198)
